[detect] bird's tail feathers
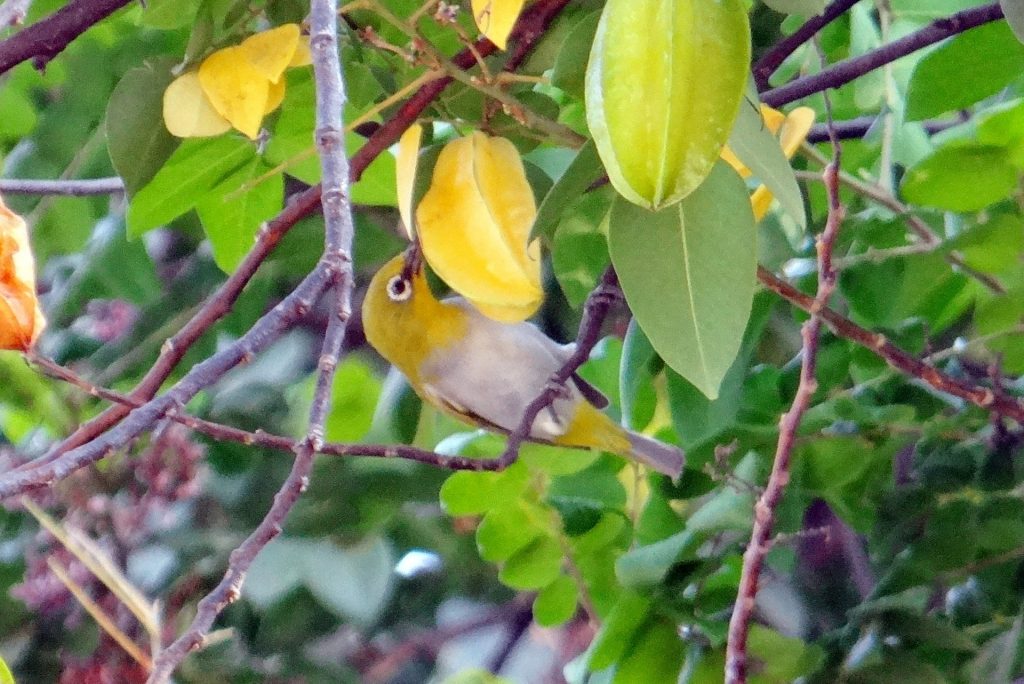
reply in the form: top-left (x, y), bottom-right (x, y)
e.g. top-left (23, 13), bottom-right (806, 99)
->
top-left (625, 430), bottom-right (685, 481)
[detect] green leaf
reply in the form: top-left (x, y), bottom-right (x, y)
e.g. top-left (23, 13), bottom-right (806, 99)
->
top-left (619, 319), bottom-right (658, 432)
top-left (613, 618), bottom-right (684, 684)
top-left (476, 502), bottom-right (546, 562)
top-left (197, 157), bottom-right (284, 272)
top-left (588, 591), bottom-right (653, 670)
top-left (0, 82), bottom-right (37, 141)
top-left (139, 0), bottom-right (200, 28)
top-left (727, 91), bottom-right (806, 230)
top-left (439, 462), bottom-right (530, 516)
top-left (615, 529), bottom-right (698, 587)
top-left (748, 625), bottom-right (824, 682)
top-left (530, 138), bottom-right (603, 242)
top-left (608, 162), bottom-right (757, 399)
top-left (666, 292), bottom-right (773, 448)
top-left (499, 535), bottom-right (563, 589)
top-left (127, 136), bottom-right (255, 237)
top-left (761, 0), bottom-right (826, 14)
top-left (106, 59), bottom-right (180, 196)
top-left (323, 357), bottom-right (382, 442)
top-left (686, 452), bottom-right (759, 533)
top-left (245, 536), bottom-right (394, 625)
top-left (905, 21), bottom-right (1024, 121)
top-left (552, 187), bottom-right (612, 307)
top-left (551, 11), bottom-right (600, 98)
top-left (534, 574), bottom-right (579, 626)
top-left (1003, 0), bottom-right (1024, 45)
top-left (901, 144), bottom-right (1018, 212)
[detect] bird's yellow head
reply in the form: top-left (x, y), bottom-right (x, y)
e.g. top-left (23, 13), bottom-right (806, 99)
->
top-left (362, 247), bottom-right (462, 384)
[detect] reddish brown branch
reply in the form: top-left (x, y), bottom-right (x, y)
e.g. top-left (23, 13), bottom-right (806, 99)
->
top-left (726, 112), bottom-right (845, 682)
top-left (0, 0), bottom-right (135, 74)
top-left (753, 0), bottom-right (861, 90)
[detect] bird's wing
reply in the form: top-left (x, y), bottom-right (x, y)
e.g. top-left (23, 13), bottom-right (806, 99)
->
top-left (421, 302), bottom-right (580, 440)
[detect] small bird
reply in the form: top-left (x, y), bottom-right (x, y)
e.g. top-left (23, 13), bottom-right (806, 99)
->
top-left (361, 248), bottom-right (684, 478)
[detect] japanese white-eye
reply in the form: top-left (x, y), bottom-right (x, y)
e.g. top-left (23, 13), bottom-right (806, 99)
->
top-left (362, 249), bottom-right (684, 479)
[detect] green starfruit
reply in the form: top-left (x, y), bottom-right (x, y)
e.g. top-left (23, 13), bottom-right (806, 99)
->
top-left (585, 0), bottom-right (751, 210)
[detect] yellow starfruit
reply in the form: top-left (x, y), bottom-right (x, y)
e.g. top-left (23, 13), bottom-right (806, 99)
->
top-left (416, 132), bottom-right (542, 322)
top-left (0, 194), bottom-right (44, 351)
top-left (471, 0), bottom-right (526, 50)
top-left (162, 71), bottom-right (232, 138)
top-left (198, 46), bottom-right (269, 140)
top-left (396, 124), bottom-right (423, 239)
top-left (238, 23), bottom-right (300, 83)
top-left (721, 105), bottom-right (815, 220)
top-left (585, 0), bottom-right (751, 210)
top-left (163, 23), bottom-right (308, 140)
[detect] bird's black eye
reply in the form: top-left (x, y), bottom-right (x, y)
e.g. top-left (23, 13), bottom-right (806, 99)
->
top-left (387, 275), bottom-right (412, 302)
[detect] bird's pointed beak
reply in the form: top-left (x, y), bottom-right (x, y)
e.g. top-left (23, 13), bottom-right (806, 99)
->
top-left (401, 241), bottom-right (423, 281)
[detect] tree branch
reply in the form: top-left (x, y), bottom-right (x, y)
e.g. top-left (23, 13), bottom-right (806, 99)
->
top-left (761, 3), bottom-right (1005, 107)
top-left (0, 0), bottom-right (135, 74)
top-left (726, 90), bottom-right (845, 683)
top-left (753, 0), bottom-right (861, 90)
top-left (805, 115), bottom-right (961, 143)
top-left (0, 177), bottom-right (124, 195)
top-left (145, 4), bottom-right (356, 679)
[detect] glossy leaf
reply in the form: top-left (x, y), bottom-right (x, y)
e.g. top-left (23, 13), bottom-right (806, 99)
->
top-left (499, 535), bottom-right (563, 589)
top-left (905, 21), bottom-right (1024, 121)
top-left (901, 144), bottom-right (1018, 212)
top-left (762, 0), bottom-right (826, 14)
top-left (127, 136), bottom-right (254, 237)
top-left (608, 163), bottom-right (757, 399)
top-left (530, 138), bottom-right (603, 242)
top-left (723, 98), bottom-right (811, 227)
top-left (196, 157), bottom-right (283, 272)
top-left (533, 574), bottom-right (579, 626)
top-left (107, 59), bottom-right (181, 195)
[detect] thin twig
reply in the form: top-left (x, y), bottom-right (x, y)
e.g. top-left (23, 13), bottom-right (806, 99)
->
top-left (726, 66), bottom-right (845, 683)
top-left (0, 177), bottom-right (124, 195)
top-left (145, 3), bottom-right (355, 679)
top-left (0, 266), bottom-right (331, 500)
top-left (752, 0), bottom-right (861, 89)
top-left (805, 115), bottom-right (961, 143)
top-left (761, 3), bottom-right (1005, 107)
top-left (6, 0), bottom-right (575, 491)
top-left (0, 0), bottom-right (135, 73)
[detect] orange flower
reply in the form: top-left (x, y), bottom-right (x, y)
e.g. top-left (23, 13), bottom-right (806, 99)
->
top-left (0, 194), bottom-right (44, 351)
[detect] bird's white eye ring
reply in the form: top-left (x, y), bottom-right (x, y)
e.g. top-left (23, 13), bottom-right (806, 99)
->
top-left (387, 275), bottom-right (412, 302)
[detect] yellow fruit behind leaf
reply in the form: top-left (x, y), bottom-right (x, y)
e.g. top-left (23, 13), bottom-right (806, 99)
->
top-left (416, 132), bottom-right (542, 322)
top-left (471, 0), bottom-right (525, 50)
top-left (264, 77), bottom-right (286, 115)
top-left (199, 46), bottom-right (270, 140)
top-left (721, 105), bottom-right (815, 220)
top-left (396, 124), bottom-right (423, 239)
top-left (239, 23), bottom-right (300, 83)
top-left (289, 35), bottom-right (313, 67)
top-left (163, 71), bottom-right (232, 138)
top-left (0, 195), bottom-right (44, 350)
